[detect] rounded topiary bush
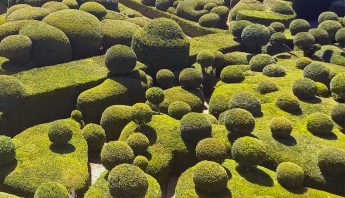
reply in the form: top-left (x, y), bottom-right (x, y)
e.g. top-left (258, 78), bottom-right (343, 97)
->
top-left (336, 28), bottom-right (345, 47)
top-left (126, 133), bottom-right (150, 155)
top-left (229, 20), bottom-right (252, 38)
top-left (156, 69), bottom-right (175, 89)
top-left (315, 82), bottom-right (330, 97)
top-left (34, 182), bottom-right (69, 198)
top-left (108, 164), bottom-right (148, 198)
top-left (330, 72), bottom-right (345, 101)
top-left (193, 161), bottom-right (229, 194)
top-left (292, 78), bottom-right (317, 99)
top-left (146, 87), bottom-right (164, 105)
top-left (241, 24), bottom-right (271, 52)
top-left (263, 64), bottom-right (286, 77)
top-left (195, 138), bottom-right (227, 163)
top-left (220, 66), bottom-right (245, 83)
top-left (42, 1), bottom-right (69, 13)
top-left (303, 62), bottom-right (330, 84)
top-left (0, 135), bottom-right (16, 167)
top-left (133, 155), bottom-right (149, 170)
top-left (257, 80), bottom-right (279, 94)
top-left (43, 9), bottom-right (102, 59)
top-left (0, 75), bottom-right (26, 109)
top-left (309, 28), bottom-right (330, 45)
top-left (100, 141), bottom-right (134, 170)
top-left (71, 109), bottom-right (83, 122)
top-left (270, 117), bottom-right (293, 138)
top-left (331, 103), bottom-right (345, 127)
top-left (131, 103), bottom-right (153, 126)
top-left (318, 20), bottom-right (343, 40)
top-left (270, 22), bottom-right (285, 33)
top-left (318, 147), bottom-right (345, 176)
top-left (229, 92), bottom-right (261, 116)
top-left (210, 6), bottom-right (229, 26)
top-left (0, 35), bottom-right (32, 64)
top-left (7, 7), bottom-right (49, 21)
top-left (275, 94), bottom-right (301, 113)
top-left (62, 0), bottom-right (79, 9)
top-left (180, 112), bottom-right (212, 146)
top-left (289, 19), bottom-right (310, 36)
top-left (105, 45), bottom-right (137, 76)
top-left (196, 51), bottom-right (215, 68)
top-left (231, 136), bottom-right (267, 168)
top-left (82, 123), bottom-right (106, 152)
top-left (168, 101), bottom-right (191, 120)
top-left (318, 11), bottom-right (339, 23)
top-left (204, 3), bottom-right (217, 11)
top-left (198, 13), bottom-right (220, 28)
top-left (296, 57), bottom-right (312, 69)
top-left (270, 32), bottom-right (286, 45)
top-left (293, 32), bottom-right (315, 52)
top-left (306, 113), bottom-right (334, 136)
top-left (155, 0), bottom-right (172, 11)
top-left (79, 2), bottom-right (107, 19)
top-left (179, 68), bottom-right (203, 89)
top-left (6, 4), bottom-right (31, 17)
top-left (224, 108), bottom-right (255, 136)
top-left (271, 1), bottom-right (294, 15)
top-left (249, 54), bottom-right (276, 72)
top-left (276, 162), bottom-right (305, 188)
top-left (48, 120), bottom-right (73, 146)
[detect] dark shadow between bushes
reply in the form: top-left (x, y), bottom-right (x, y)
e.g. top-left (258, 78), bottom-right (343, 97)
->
top-left (135, 125), bottom-right (157, 145)
top-left (50, 143), bottom-right (75, 154)
top-left (236, 165), bottom-right (274, 187)
top-left (287, 108), bottom-right (303, 116)
top-left (227, 133), bottom-right (258, 144)
top-left (0, 161), bottom-right (17, 182)
top-left (313, 132), bottom-right (338, 140)
top-left (273, 135), bottom-right (297, 146)
top-left (284, 186), bottom-right (308, 194)
top-left (195, 188), bottom-right (232, 198)
top-left (299, 97), bottom-right (322, 104)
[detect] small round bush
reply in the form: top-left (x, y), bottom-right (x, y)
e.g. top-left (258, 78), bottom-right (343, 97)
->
top-left (80, 2), bottom-right (107, 19)
top-left (105, 45), bottom-right (137, 75)
top-left (220, 66), bottom-right (245, 83)
top-left (210, 6), bottom-right (229, 25)
top-left (133, 155), bottom-right (149, 170)
top-left (309, 28), bottom-right (330, 45)
top-left (330, 72), bottom-right (345, 100)
top-left (146, 87), bottom-right (164, 105)
top-left (270, 117), bottom-right (293, 138)
top-left (249, 54), bottom-right (276, 72)
top-left (204, 3), bottom-right (217, 11)
top-left (196, 51), bottom-right (215, 68)
top-left (198, 13), bottom-right (221, 28)
top-left (296, 57), bottom-right (312, 69)
top-left (82, 123), bottom-right (106, 152)
top-left (315, 82), bottom-right (330, 97)
top-left (270, 22), bottom-right (285, 33)
top-left (229, 20), bottom-right (252, 38)
top-left (306, 113), bottom-right (334, 136)
top-left (271, 1), bottom-right (294, 15)
top-left (156, 69), bottom-right (175, 89)
top-left (108, 164), bottom-right (148, 198)
top-left (100, 141), bottom-right (134, 170)
top-left (270, 32), bottom-right (286, 45)
top-left (34, 182), bottom-right (69, 198)
top-left (71, 109), bottom-right (83, 122)
top-left (229, 92), bottom-right (261, 116)
top-left (126, 133), bottom-right (150, 155)
top-left (257, 80), bottom-right (279, 94)
top-left (331, 103), bottom-right (345, 126)
top-left (303, 62), bottom-right (330, 84)
top-left (42, 1), bottom-right (69, 13)
top-left (179, 68), bottom-right (203, 89)
top-left (155, 0), bottom-right (172, 11)
top-left (6, 4), bottom-right (31, 17)
top-left (48, 120), bottom-right (73, 146)
top-left (7, 7), bottom-right (49, 21)
top-left (224, 108), bottom-right (255, 136)
top-left (292, 78), bottom-right (317, 99)
top-left (335, 28), bottom-right (345, 47)
top-left (275, 94), bottom-right (301, 113)
top-left (263, 64), bottom-right (286, 77)
top-left (0, 75), bottom-right (26, 109)
top-left (0, 135), bottom-right (16, 167)
top-left (131, 103), bottom-right (153, 126)
top-left (62, 0), bottom-right (79, 9)
top-left (180, 113), bottom-right (212, 146)
top-left (241, 24), bottom-right (271, 52)
top-left (168, 101), bottom-right (191, 119)
top-left (318, 20), bottom-right (343, 40)
top-left (193, 161), bottom-right (229, 194)
top-left (289, 19), bottom-right (310, 36)
top-left (318, 147), bottom-right (345, 176)
top-left (231, 136), bottom-right (267, 168)
top-left (293, 32), bottom-right (315, 50)
top-left (318, 12), bottom-right (339, 24)
top-left (276, 162), bottom-right (305, 188)
top-left (0, 35), bottom-right (32, 64)
top-left (195, 138), bottom-right (227, 163)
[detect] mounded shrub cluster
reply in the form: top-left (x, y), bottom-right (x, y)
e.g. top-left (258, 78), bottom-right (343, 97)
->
top-left (275, 94), bottom-right (301, 113)
top-left (263, 64), bottom-right (286, 77)
top-left (292, 78), bottom-right (317, 99)
top-left (130, 103), bottom-right (153, 126)
top-left (48, 120), bottom-right (74, 146)
top-left (179, 68), bottom-right (203, 89)
top-left (224, 108), bottom-right (255, 136)
top-left (276, 162), bottom-right (305, 188)
top-left (82, 123), bottom-right (106, 152)
top-left (318, 147), bottom-right (345, 176)
top-left (241, 24), bottom-right (271, 53)
top-left (156, 69), bottom-right (175, 89)
top-left (250, 54), bottom-right (276, 72)
top-left (0, 75), bottom-right (26, 110)
top-left (180, 112), bottom-right (212, 146)
top-left (100, 141), bottom-right (134, 170)
top-left (289, 19), bottom-right (310, 36)
top-left (229, 92), bottom-right (261, 116)
top-left (34, 182), bottom-right (69, 198)
top-left (168, 101), bottom-right (191, 120)
top-left (270, 117), bottom-right (293, 138)
top-left (220, 66), bottom-right (245, 83)
top-left (331, 103), bottom-right (345, 127)
top-left (79, 2), bottom-right (107, 19)
top-left (195, 138), bottom-right (227, 163)
top-left (257, 80), bottom-right (279, 94)
top-left (126, 133), bottom-right (150, 155)
top-left (0, 135), bottom-right (16, 167)
top-left (306, 113), bottom-right (334, 136)
top-left (330, 72), bottom-right (345, 101)
top-left (303, 63), bottom-right (330, 85)
top-left (0, 34), bottom-right (32, 64)
top-left (105, 45), bottom-right (137, 76)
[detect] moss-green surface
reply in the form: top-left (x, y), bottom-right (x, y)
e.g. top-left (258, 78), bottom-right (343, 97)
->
top-left (0, 192), bottom-right (20, 198)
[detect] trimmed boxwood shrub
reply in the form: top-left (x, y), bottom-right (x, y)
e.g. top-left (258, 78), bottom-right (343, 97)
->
top-left (257, 80), bottom-right (279, 94)
top-left (204, 2), bottom-right (217, 11)
top-left (105, 45), bottom-right (137, 76)
top-left (0, 135), bottom-right (16, 167)
top-left (303, 62), bottom-right (330, 84)
top-left (7, 7), bottom-right (49, 21)
top-left (271, 1), bottom-right (294, 15)
top-left (276, 162), bottom-right (305, 188)
top-left (220, 66), bottom-right (245, 83)
top-left (126, 133), bottom-right (150, 155)
top-left (6, 4), bottom-right (31, 17)
top-left (330, 72), bottom-right (345, 100)
top-left (270, 117), bottom-right (293, 138)
top-left (82, 123), bottom-right (106, 152)
top-left (34, 182), bottom-right (69, 198)
top-left (176, 0), bottom-right (208, 22)
top-left (249, 54), bottom-right (276, 72)
top-left (335, 28), bottom-right (345, 47)
top-left (318, 11), bottom-right (339, 23)
top-left (155, 0), bottom-right (172, 11)
top-left (318, 147), bottom-right (345, 176)
top-left (292, 78), bottom-right (317, 99)
top-left (229, 20), bottom-right (252, 39)
top-left (270, 32), bottom-right (286, 45)
top-left (309, 28), bottom-right (330, 45)
top-left (43, 9), bottom-right (102, 59)
top-left (0, 35), bottom-right (32, 64)
top-left (79, 2), bottom-right (107, 19)
top-left (318, 20), bottom-right (343, 40)
top-left (270, 22), bottom-right (285, 33)
top-left (306, 113), bottom-right (334, 135)
top-left (289, 19), bottom-right (310, 36)
top-left (293, 32), bottom-right (315, 56)
top-left (224, 108), bottom-right (255, 136)
top-left (275, 94), bottom-right (301, 113)
top-left (131, 18), bottom-right (190, 73)
top-left (193, 161), bottom-right (229, 194)
top-left (133, 155), bottom-right (149, 170)
top-left (196, 51), bottom-right (215, 68)
top-left (108, 164), bottom-right (148, 198)
top-left (263, 64), bottom-right (286, 77)
top-left (180, 112), bottom-right (212, 146)
top-left (0, 75), bottom-right (26, 110)
top-left (229, 92), bottom-right (261, 116)
top-left (315, 82), bottom-right (330, 97)
top-left (231, 136), bottom-right (267, 168)
top-left (195, 138), bottom-right (227, 163)
top-left (42, 1), bottom-right (69, 13)
top-left (331, 103), bottom-right (345, 126)
top-left (146, 87), bottom-right (164, 105)
top-left (168, 101), bottom-right (191, 119)
top-left (82, 0), bottom-right (119, 11)
top-left (156, 69), bottom-right (175, 89)
top-left (241, 24), bottom-right (271, 53)
top-left (179, 68), bottom-right (203, 89)
top-left (131, 103), bottom-right (153, 126)
top-left (62, 0), bottom-right (79, 9)
top-left (48, 120), bottom-right (74, 146)
top-left (296, 57), bottom-right (312, 69)
top-left (71, 110), bottom-right (83, 122)
top-left (100, 141), bottom-right (134, 170)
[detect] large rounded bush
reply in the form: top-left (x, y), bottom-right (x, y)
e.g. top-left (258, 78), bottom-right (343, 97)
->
top-left (293, 32), bottom-right (315, 51)
top-left (257, 80), bottom-right (279, 94)
top-left (229, 20), bottom-right (252, 38)
top-left (7, 7), bottom-right (49, 21)
top-left (34, 182), bottom-right (69, 198)
top-left (196, 51), bottom-right (215, 68)
top-left (156, 69), bottom-right (175, 89)
top-left (270, 22), bottom-right (286, 33)
top-left (42, 1), bottom-right (69, 13)
top-left (289, 19), bottom-right (310, 36)
top-left (6, 4), bottom-right (31, 17)
top-left (241, 24), bottom-right (271, 52)
top-left (0, 135), bottom-right (16, 167)
top-left (43, 9), bottom-right (102, 59)
top-left (146, 87), bottom-right (164, 105)
top-left (155, 0), bottom-right (173, 11)
top-left (79, 2), bottom-right (107, 19)
top-left (131, 103), bottom-right (153, 126)
top-left (275, 94), bottom-right (301, 113)
top-left (296, 57), bottom-right (312, 70)
top-left (318, 11), bottom-right (339, 23)
top-left (0, 75), bottom-right (26, 109)
top-left (263, 64), bottom-right (286, 77)
top-left (108, 164), bottom-right (148, 198)
top-left (126, 133), bottom-right (150, 155)
top-left (331, 103), bottom-right (345, 127)
top-left (179, 68), bottom-right (203, 89)
top-left (309, 28), bottom-right (330, 45)
top-left (231, 136), bottom-right (267, 168)
top-left (168, 101), bottom-right (191, 119)
top-left (270, 117), bottom-right (293, 138)
top-left (249, 54), bottom-right (276, 72)
top-left (271, 1), bottom-right (294, 15)
top-left (0, 35), bottom-right (32, 64)
top-left (229, 92), bottom-right (261, 116)
top-left (193, 161), bottom-right (229, 194)
top-left (306, 113), bottom-right (334, 136)
top-left (105, 45), bottom-right (137, 75)
top-left (335, 28), bottom-right (345, 48)
top-left (276, 162), bottom-right (305, 188)
top-left (224, 108), bottom-right (255, 136)
top-left (195, 138), bottom-right (227, 163)
top-left (62, 0), bottom-right (79, 9)
top-left (318, 147), bottom-right (345, 176)
top-left (82, 123), bottom-right (106, 152)
top-left (210, 6), bottom-right (229, 27)
top-left (180, 113), bottom-right (212, 146)
top-left (318, 20), bottom-right (343, 40)
top-left (315, 82), bottom-right (330, 97)
top-left (270, 32), bottom-right (286, 45)
top-left (198, 13), bottom-right (221, 28)
top-left (330, 72), bottom-right (345, 100)
top-left (100, 141), bottom-right (134, 170)
top-left (303, 62), bottom-right (330, 84)
top-left (48, 120), bottom-right (73, 146)
top-left (220, 66), bottom-right (245, 83)
top-left (292, 78), bottom-right (317, 99)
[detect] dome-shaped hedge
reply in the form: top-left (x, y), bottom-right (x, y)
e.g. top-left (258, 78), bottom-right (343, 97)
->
top-left (7, 7), bottom-right (49, 21)
top-left (0, 75), bottom-right (26, 109)
top-left (146, 87), bottom-right (164, 105)
top-left (315, 82), bottom-right (330, 97)
top-left (48, 120), bottom-right (73, 146)
top-left (195, 138), bottom-right (227, 163)
top-left (0, 135), bottom-right (16, 167)
top-left (193, 161), bottom-right (229, 194)
top-left (229, 92), bottom-right (261, 116)
top-left (330, 72), bottom-right (345, 100)
top-left (270, 32), bottom-right (286, 45)
top-left (100, 141), bottom-right (134, 170)
top-left (249, 54), bottom-right (276, 72)
top-left (156, 69), bottom-right (175, 89)
top-left (241, 24), bottom-right (270, 52)
top-left (295, 57), bottom-right (312, 70)
top-left (6, 4), bottom-right (31, 17)
top-left (275, 94), bottom-right (301, 113)
top-left (306, 113), bottom-right (334, 136)
top-left (220, 66), bottom-right (245, 83)
top-left (0, 35), bottom-right (32, 64)
top-left (270, 22), bottom-right (285, 33)
top-left (168, 101), bottom-right (191, 119)
top-left (303, 62), bottom-right (330, 84)
top-left (133, 155), bottom-right (149, 170)
top-left (108, 164), bottom-right (148, 198)
top-left (292, 78), bottom-right (317, 99)
top-left (271, 1), bottom-right (294, 15)
top-left (179, 68), bottom-right (203, 89)
top-left (263, 64), bottom-right (286, 77)
top-left (105, 45), bottom-right (137, 76)
top-left (180, 112), bottom-right (212, 146)
top-left (126, 133), bottom-right (150, 155)
top-left (270, 117), bottom-right (293, 138)
top-left (131, 103), bottom-right (153, 126)
top-left (42, 1), bottom-right (69, 13)
top-left (229, 20), bottom-right (252, 38)
top-left (293, 32), bottom-right (315, 50)
top-left (43, 9), bottom-right (102, 59)
top-left (309, 28), bottom-right (330, 45)
top-left (231, 136), bottom-right (267, 168)
top-left (331, 103), bottom-right (345, 127)
top-left (289, 19), bottom-right (310, 36)
top-left (196, 51), bottom-right (215, 68)
top-left (155, 0), bottom-right (173, 11)
top-left (257, 80), bottom-right (279, 94)
top-left (34, 182), bottom-right (69, 198)
top-left (318, 147), bottom-right (345, 176)
top-left (71, 109), bottom-right (83, 122)
top-left (79, 2), bottom-right (107, 19)
top-left (82, 123), bottom-right (106, 152)
top-left (318, 20), bottom-right (342, 40)
top-left (335, 28), bottom-right (345, 47)
top-left (62, 0), bottom-right (79, 9)
top-left (276, 162), bottom-right (305, 188)
top-left (198, 13), bottom-right (220, 28)
top-left (224, 108), bottom-right (255, 136)
top-left (318, 11), bottom-right (339, 23)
